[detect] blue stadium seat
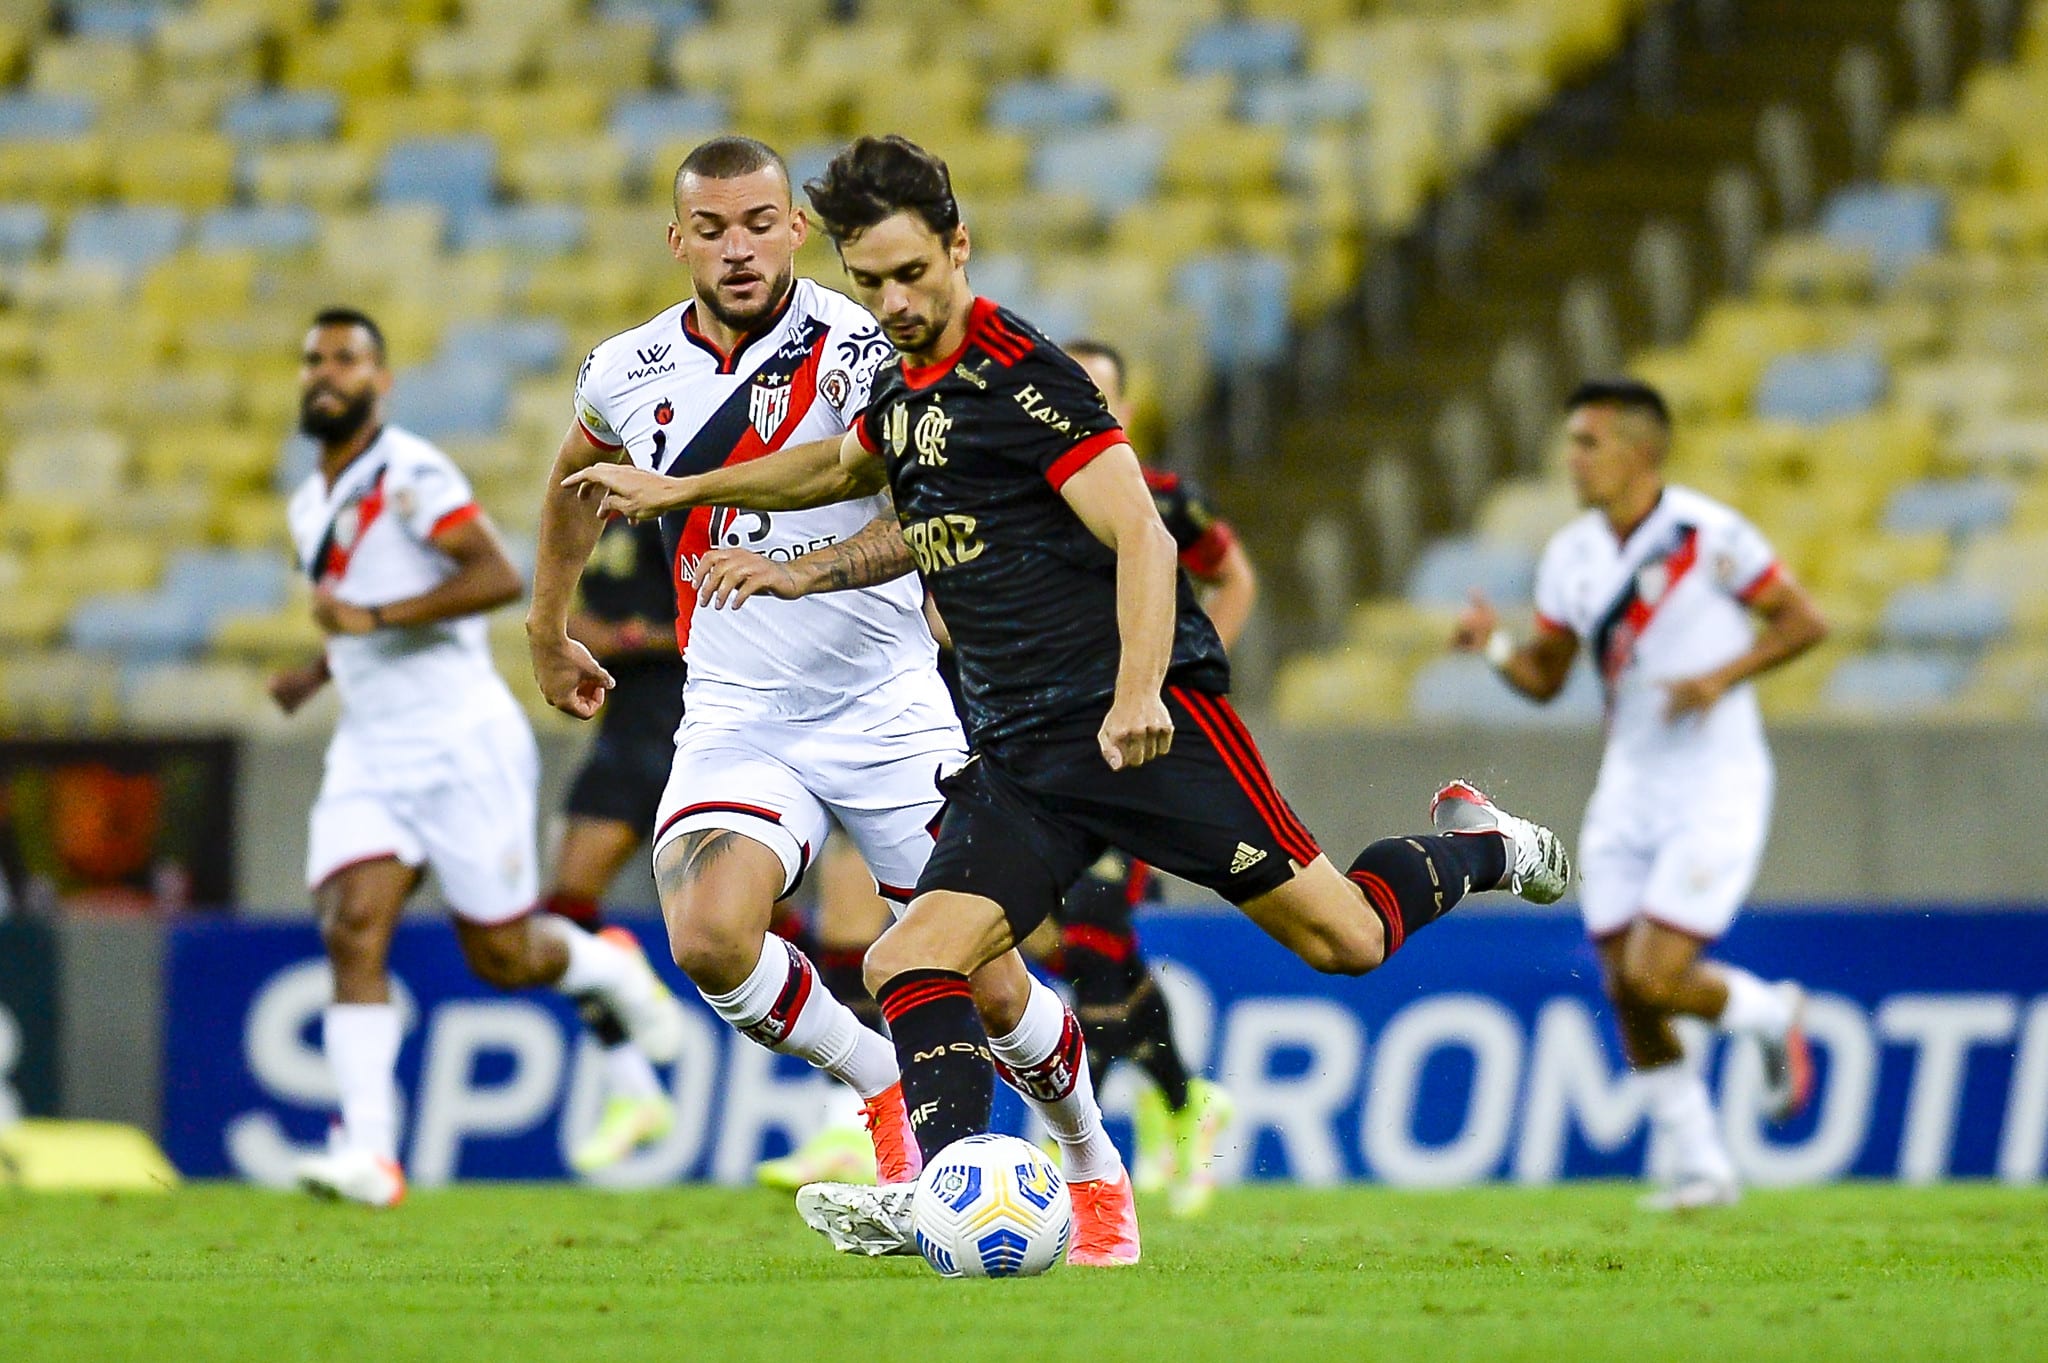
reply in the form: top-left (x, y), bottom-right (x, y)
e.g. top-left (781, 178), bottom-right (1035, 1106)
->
top-left (1004, 287), bottom-right (1090, 348)
top-left (67, 1), bottom-right (169, 40)
top-left (195, 205), bottom-right (319, 256)
top-left (450, 204), bottom-right (585, 257)
top-left (784, 142), bottom-right (839, 200)
top-left (1882, 478), bottom-right (2016, 537)
top-left (69, 594), bottom-right (212, 665)
top-left (64, 205), bottom-right (185, 276)
top-left (965, 252), bottom-right (1032, 309)
top-left (1181, 20), bottom-right (1304, 80)
top-left (1752, 349), bottom-right (1886, 423)
top-left (274, 435), bottom-right (318, 493)
top-left (596, 0), bottom-right (707, 40)
top-left (1822, 651), bottom-right (1971, 713)
top-left (1404, 536), bottom-right (1538, 609)
top-left (609, 93), bottom-right (728, 159)
top-left (0, 204), bottom-right (49, 262)
top-left (1173, 251), bottom-right (1291, 368)
top-left (1239, 76), bottom-right (1370, 127)
top-left (986, 79), bottom-right (1115, 133)
top-left (0, 94), bottom-right (95, 141)
top-left (442, 317), bottom-right (568, 376)
top-left (1032, 125), bottom-right (1163, 213)
top-left (1880, 584), bottom-right (2010, 648)
top-left (220, 90), bottom-right (341, 145)
top-left (1819, 185), bottom-right (1945, 283)
top-left (162, 550), bottom-right (290, 619)
top-left (1408, 654), bottom-right (1603, 727)
top-left (379, 136), bottom-right (498, 215)
top-left (388, 361), bottom-right (512, 441)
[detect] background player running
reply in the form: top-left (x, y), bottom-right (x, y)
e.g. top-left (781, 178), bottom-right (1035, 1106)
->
top-left (568, 136), bottom-right (1575, 1260)
top-left (529, 138), bottom-right (1134, 1261)
top-left (547, 513), bottom-right (683, 1175)
top-left (1452, 379), bottom-right (1828, 1210)
top-left (1044, 338), bottom-right (1254, 1216)
top-left (268, 308), bottom-right (685, 1208)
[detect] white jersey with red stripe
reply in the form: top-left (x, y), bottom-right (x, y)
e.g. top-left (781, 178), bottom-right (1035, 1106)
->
top-left (1533, 484), bottom-right (1780, 796)
top-left (287, 424), bottom-right (524, 785)
top-left (573, 278), bottom-right (932, 724)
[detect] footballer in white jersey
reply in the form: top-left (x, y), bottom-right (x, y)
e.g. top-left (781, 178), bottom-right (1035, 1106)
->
top-left (529, 137), bottom-right (1131, 1243)
top-left (269, 309), bottom-right (686, 1209)
top-left (1453, 379), bottom-right (1831, 1209)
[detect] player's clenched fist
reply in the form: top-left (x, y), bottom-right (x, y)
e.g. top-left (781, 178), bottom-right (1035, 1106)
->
top-left (561, 462), bottom-right (691, 521)
top-left (694, 548), bottom-right (801, 610)
top-left (528, 631), bottom-right (615, 719)
top-left (1099, 693), bottom-right (1174, 771)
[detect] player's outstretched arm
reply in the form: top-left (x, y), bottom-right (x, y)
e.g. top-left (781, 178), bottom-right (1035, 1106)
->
top-left (1061, 443), bottom-right (1178, 771)
top-left (693, 511), bottom-right (915, 610)
top-left (1451, 590), bottom-right (1579, 701)
top-left (563, 429), bottom-right (886, 519)
top-left (1197, 536), bottom-right (1258, 652)
top-left (527, 423), bottom-right (621, 719)
top-left (1664, 571), bottom-right (1829, 718)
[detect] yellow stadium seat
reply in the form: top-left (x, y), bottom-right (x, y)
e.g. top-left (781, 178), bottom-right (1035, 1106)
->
top-left (854, 64), bottom-right (986, 148)
top-left (1107, 195), bottom-right (1223, 261)
top-left (246, 142), bottom-right (375, 208)
top-left (536, 17), bottom-right (658, 88)
top-left (0, 137), bottom-right (109, 199)
top-left (1243, 0), bottom-right (1354, 24)
top-left (47, 536), bottom-right (165, 595)
top-left (211, 492), bottom-right (291, 550)
top-left (1057, 24), bottom-right (1184, 85)
top-left (1627, 347), bottom-right (1755, 425)
top-left (6, 428), bottom-right (130, 499)
top-left (0, 315), bottom-right (35, 376)
top-left (345, 89), bottom-right (478, 151)
top-left (1693, 298), bottom-right (1829, 366)
top-left (139, 427), bottom-right (276, 492)
top-left (213, 599), bottom-right (324, 665)
top-left (1126, 74), bottom-right (1238, 132)
top-left (281, 17), bottom-right (411, 97)
top-left (1754, 234), bottom-right (1877, 303)
top-left (966, 190), bottom-right (1100, 258)
top-left (321, 206), bottom-right (448, 280)
top-left (411, 23), bottom-right (534, 88)
top-left (518, 257), bottom-right (651, 328)
top-left (667, 19), bottom-right (794, 93)
top-left (1275, 649), bottom-right (1411, 728)
top-left (138, 250), bottom-right (258, 324)
top-left (1950, 190), bottom-right (2048, 255)
top-left (1813, 530), bottom-right (1949, 604)
top-left (476, 84), bottom-right (606, 145)
top-left (158, 10), bottom-right (268, 83)
top-left (32, 37), bottom-right (147, 104)
top-left (1811, 410), bottom-right (1938, 483)
top-left (0, 595), bottom-right (70, 648)
top-left (926, 128), bottom-right (1030, 201)
top-left (800, 20), bottom-right (916, 98)
top-left (0, 499), bottom-right (87, 553)
top-left (727, 68), bottom-right (838, 145)
top-left (504, 135), bottom-right (633, 205)
top-left (1884, 113), bottom-right (2009, 191)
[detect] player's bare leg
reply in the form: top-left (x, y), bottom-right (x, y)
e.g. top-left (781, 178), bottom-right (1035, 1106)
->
top-left (299, 857), bottom-right (417, 1207)
top-left (544, 814), bottom-right (672, 1173)
top-left (656, 830), bottom-right (918, 1185)
top-left (759, 835), bottom-right (894, 1188)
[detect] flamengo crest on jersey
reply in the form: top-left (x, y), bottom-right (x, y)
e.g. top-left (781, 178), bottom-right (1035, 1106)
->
top-left (574, 279), bottom-right (929, 720)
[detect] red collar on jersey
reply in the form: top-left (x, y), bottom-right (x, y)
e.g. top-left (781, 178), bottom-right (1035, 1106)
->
top-left (899, 296), bottom-right (1031, 391)
top-left (680, 285), bottom-right (797, 375)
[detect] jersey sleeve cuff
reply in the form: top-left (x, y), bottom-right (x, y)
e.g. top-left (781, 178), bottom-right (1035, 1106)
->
top-left (429, 503), bottom-right (482, 539)
top-left (853, 410), bottom-right (879, 454)
top-left (1533, 611), bottom-right (1575, 638)
top-left (1045, 426), bottom-right (1127, 491)
top-left (1736, 561), bottom-right (1782, 604)
top-left (577, 416), bottom-right (624, 451)
top-left (1180, 522), bottom-right (1236, 578)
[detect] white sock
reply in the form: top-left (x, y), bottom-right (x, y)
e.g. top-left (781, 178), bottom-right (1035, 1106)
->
top-left (324, 1003), bottom-right (401, 1163)
top-left (700, 937), bottom-right (899, 1099)
top-left (603, 1043), bottom-right (664, 1103)
top-left (542, 915), bottom-right (641, 997)
top-left (1636, 1061), bottom-right (1734, 1184)
top-left (987, 977), bottom-right (1123, 1185)
top-left (1717, 967), bottom-right (1793, 1040)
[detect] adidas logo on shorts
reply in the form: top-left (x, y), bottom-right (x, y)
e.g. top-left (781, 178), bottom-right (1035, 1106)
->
top-left (1230, 842), bottom-right (1267, 875)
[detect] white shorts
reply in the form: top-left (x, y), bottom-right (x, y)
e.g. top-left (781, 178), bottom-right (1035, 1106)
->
top-left (651, 692), bottom-right (967, 904)
top-left (1577, 765), bottom-right (1773, 942)
top-left (306, 713), bottom-right (540, 925)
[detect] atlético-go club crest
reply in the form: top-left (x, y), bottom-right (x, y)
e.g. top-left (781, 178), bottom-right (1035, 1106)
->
top-left (749, 374), bottom-right (792, 441)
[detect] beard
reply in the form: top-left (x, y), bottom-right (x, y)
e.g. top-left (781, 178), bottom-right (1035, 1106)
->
top-left (299, 386), bottom-right (377, 442)
top-left (700, 264), bottom-right (794, 334)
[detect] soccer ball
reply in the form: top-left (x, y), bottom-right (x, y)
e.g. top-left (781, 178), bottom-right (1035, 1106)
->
top-left (911, 1133), bottom-right (1072, 1278)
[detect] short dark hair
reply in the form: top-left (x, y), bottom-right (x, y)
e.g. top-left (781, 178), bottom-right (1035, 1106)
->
top-left (674, 135), bottom-right (789, 204)
top-left (1566, 378), bottom-right (1670, 430)
top-left (1064, 338), bottom-right (1126, 392)
top-left (311, 306), bottom-right (385, 362)
top-left (805, 135), bottom-right (961, 246)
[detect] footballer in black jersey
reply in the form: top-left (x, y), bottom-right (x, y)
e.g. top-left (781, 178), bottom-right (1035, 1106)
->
top-left (566, 135), bottom-right (1571, 1188)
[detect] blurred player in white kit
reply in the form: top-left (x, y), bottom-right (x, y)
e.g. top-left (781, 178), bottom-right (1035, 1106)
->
top-left (269, 307), bottom-right (685, 1207)
top-left (526, 137), bottom-right (1136, 1260)
top-left (1453, 379), bottom-right (1830, 1209)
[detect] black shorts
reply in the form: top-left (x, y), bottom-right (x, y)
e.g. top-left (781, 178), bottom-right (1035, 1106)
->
top-left (563, 680), bottom-right (682, 831)
top-left (917, 685), bottom-right (1321, 940)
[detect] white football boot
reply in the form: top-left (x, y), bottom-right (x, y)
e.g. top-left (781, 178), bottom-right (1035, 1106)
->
top-left (295, 1143), bottom-right (406, 1208)
top-left (1638, 1174), bottom-right (1741, 1212)
top-left (795, 1182), bottom-right (918, 1257)
top-left (1758, 981), bottom-right (1815, 1123)
top-left (1430, 780), bottom-right (1574, 904)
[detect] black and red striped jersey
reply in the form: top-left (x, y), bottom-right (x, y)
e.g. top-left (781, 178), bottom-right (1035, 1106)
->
top-left (855, 297), bottom-right (1230, 750)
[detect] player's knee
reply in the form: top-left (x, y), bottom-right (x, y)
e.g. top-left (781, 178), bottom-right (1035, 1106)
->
top-left (968, 960), bottom-right (1032, 1036)
top-left (667, 919), bottom-right (756, 992)
top-left (319, 895), bottom-right (386, 965)
top-left (1299, 917), bottom-right (1383, 977)
top-left (458, 928), bottom-right (532, 990)
top-left (1619, 957), bottom-right (1681, 1010)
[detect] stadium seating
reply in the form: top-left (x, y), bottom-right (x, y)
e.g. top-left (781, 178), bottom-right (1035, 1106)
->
top-left (1276, 0), bottom-right (2048, 728)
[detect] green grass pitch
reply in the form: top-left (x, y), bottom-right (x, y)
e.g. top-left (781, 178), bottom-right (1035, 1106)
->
top-left (5, 1184), bottom-right (2044, 1362)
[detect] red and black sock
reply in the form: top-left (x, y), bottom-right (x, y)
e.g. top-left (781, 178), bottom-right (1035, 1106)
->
top-left (816, 945), bottom-right (884, 1034)
top-left (543, 891), bottom-right (603, 932)
top-left (1346, 833), bottom-right (1506, 957)
top-left (875, 968), bottom-right (993, 1164)
top-left (1059, 925), bottom-right (1140, 1089)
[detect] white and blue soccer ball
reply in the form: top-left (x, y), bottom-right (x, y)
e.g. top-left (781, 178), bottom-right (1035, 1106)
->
top-left (911, 1133), bottom-right (1072, 1279)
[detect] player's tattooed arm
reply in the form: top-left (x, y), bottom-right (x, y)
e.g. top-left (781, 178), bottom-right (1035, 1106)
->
top-left (694, 513), bottom-right (914, 610)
